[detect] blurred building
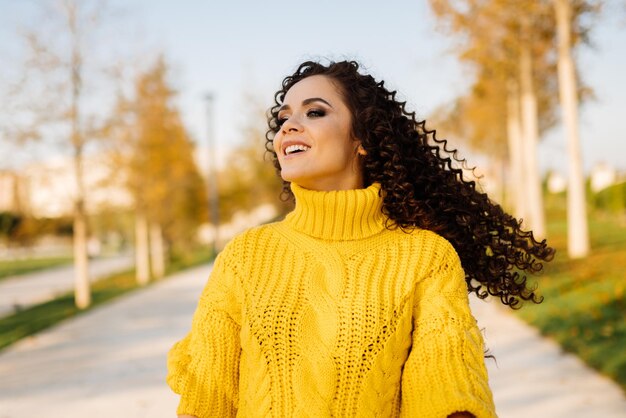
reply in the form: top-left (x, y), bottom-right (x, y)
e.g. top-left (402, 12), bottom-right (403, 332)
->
top-left (546, 163), bottom-right (622, 195)
top-left (9, 155), bottom-right (132, 218)
top-left (547, 171), bottom-right (567, 194)
top-left (590, 162), bottom-right (617, 193)
top-left (0, 170), bottom-right (25, 212)
top-left (197, 203), bottom-right (277, 246)
top-left (4, 151), bottom-right (280, 243)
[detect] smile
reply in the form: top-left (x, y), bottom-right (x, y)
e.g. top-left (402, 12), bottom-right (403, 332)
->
top-left (284, 144), bottom-right (311, 156)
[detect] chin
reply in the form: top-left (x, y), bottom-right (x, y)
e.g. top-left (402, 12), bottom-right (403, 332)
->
top-left (280, 170), bottom-right (306, 185)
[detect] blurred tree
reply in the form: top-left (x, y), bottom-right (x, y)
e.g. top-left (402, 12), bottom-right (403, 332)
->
top-left (429, 0), bottom-right (550, 236)
top-left (553, 0), bottom-right (597, 258)
top-left (217, 94), bottom-right (290, 223)
top-left (429, 0), bottom-right (597, 241)
top-left (0, 212), bottom-right (39, 248)
top-left (429, 68), bottom-right (510, 205)
top-left (0, 212), bottom-right (22, 240)
top-left (0, 212), bottom-right (76, 251)
top-left (107, 56), bottom-right (207, 283)
top-left (88, 207), bottom-right (132, 253)
top-left (0, 0), bottom-right (117, 308)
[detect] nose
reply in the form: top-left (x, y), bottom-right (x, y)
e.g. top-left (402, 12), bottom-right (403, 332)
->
top-left (281, 114), bottom-right (303, 133)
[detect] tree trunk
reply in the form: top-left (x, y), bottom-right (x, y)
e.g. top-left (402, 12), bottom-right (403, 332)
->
top-left (554, 0), bottom-right (590, 258)
top-left (519, 41), bottom-right (547, 238)
top-left (149, 222), bottom-right (165, 279)
top-left (73, 199), bottom-right (90, 309)
top-left (135, 212), bottom-right (150, 285)
top-left (506, 79), bottom-right (527, 221)
top-left (69, 2), bottom-right (90, 309)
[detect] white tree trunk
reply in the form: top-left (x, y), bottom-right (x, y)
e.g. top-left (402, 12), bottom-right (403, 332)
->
top-left (555, 0), bottom-right (590, 258)
top-left (135, 212), bottom-right (150, 285)
top-left (69, 1), bottom-right (90, 309)
top-left (506, 80), bottom-right (527, 221)
top-left (149, 222), bottom-right (165, 279)
top-left (519, 43), bottom-right (547, 238)
top-left (73, 199), bottom-right (90, 309)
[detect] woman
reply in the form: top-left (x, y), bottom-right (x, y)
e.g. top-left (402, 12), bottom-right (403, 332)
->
top-left (167, 60), bottom-right (554, 418)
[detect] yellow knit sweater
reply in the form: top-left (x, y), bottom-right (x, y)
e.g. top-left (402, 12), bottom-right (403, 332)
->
top-left (167, 182), bottom-right (497, 418)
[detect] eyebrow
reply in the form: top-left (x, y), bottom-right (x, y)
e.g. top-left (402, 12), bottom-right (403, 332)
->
top-left (278, 97), bottom-right (333, 113)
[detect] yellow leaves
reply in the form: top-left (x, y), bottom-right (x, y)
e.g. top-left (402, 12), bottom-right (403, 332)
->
top-left (427, 0), bottom-right (593, 162)
top-left (108, 56), bottom-right (208, 242)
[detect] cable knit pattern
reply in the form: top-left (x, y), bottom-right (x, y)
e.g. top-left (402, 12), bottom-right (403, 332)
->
top-left (167, 182), bottom-right (497, 418)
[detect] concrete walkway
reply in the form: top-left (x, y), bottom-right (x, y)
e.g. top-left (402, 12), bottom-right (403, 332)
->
top-left (0, 264), bottom-right (205, 418)
top-left (0, 254), bottom-right (134, 317)
top-left (0, 264), bottom-right (625, 417)
top-left (471, 297), bottom-right (626, 417)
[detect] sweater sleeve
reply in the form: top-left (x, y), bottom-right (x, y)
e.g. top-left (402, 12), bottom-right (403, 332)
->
top-left (166, 244), bottom-right (243, 418)
top-left (400, 239), bottom-right (497, 418)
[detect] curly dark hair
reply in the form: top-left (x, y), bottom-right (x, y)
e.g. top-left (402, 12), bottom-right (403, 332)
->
top-left (265, 60), bottom-right (555, 309)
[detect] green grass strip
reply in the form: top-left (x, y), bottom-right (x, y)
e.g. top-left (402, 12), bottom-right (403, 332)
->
top-left (0, 257), bottom-right (72, 281)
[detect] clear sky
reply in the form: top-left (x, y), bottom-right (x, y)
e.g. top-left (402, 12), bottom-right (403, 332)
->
top-left (1, 0), bottom-right (625, 175)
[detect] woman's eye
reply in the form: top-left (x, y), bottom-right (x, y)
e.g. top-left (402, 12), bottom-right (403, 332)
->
top-left (307, 109), bottom-right (325, 118)
top-left (277, 109), bottom-right (324, 127)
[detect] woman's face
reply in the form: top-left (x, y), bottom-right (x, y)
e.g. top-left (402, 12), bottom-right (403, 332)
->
top-left (273, 75), bottom-right (364, 191)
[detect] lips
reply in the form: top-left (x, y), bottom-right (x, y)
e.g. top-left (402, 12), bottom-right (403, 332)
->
top-left (281, 139), bottom-right (311, 156)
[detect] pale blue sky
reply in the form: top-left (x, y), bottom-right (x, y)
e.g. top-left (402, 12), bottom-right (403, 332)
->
top-left (1, 0), bottom-right (625, 174)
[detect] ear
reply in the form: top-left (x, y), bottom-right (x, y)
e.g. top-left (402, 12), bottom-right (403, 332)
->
top-left (355, 142), bottom-right (367, 156)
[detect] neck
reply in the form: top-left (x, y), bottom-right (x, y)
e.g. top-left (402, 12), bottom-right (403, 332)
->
top-left (284, 182), bottom-right (387, 241)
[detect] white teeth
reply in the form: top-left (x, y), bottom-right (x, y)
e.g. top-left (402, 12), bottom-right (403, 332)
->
top-left (285, 144), bottom-right (310, 155)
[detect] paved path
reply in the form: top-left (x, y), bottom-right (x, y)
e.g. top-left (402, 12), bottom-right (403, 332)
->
top-left (0, 254), bottom-right (134, 317)
top-left (0, 264), bottom-right (625, 417)
top-left (0, 264), bottom-right (206, 418)
top-left (471, 297), bottom-right (626, 417)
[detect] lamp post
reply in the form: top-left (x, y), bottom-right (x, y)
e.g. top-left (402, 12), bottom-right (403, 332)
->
top-left (204, 93), bottom-right (220, 254)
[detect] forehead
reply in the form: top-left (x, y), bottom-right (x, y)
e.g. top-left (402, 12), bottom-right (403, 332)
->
top-left (283, 75), bottom-right (344, 104)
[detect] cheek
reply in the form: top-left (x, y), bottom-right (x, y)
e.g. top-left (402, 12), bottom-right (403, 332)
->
top-left (272, 134), bottom-right (283, 156)
top-left (319, 139), bottom-right (356, 169)
top-left (320, 129), bottom-right (354, 161)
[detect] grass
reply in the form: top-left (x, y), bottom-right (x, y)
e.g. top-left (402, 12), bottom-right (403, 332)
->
top-left (0, 256), bottom-right (72, 281)
top-left (515, 210), bottom-right (626, 392)
top-left (0, 247), bottom-right (214, 352)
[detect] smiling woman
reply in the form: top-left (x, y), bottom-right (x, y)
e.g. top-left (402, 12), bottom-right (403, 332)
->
top-left (166, 60), bottom-right (554, 418)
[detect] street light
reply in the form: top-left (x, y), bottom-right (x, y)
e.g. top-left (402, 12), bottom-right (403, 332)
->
top-left (204, 93), bottom-right (220, 254)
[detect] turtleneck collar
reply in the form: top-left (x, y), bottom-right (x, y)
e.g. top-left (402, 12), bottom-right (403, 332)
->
top-left (284, 182), bottom-right (387, 241)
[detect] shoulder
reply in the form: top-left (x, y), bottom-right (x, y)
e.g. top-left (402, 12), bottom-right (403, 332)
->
top-left (400, 230), bottom-right (467, 297)
top-left (216, 222), bottom-right (283, 264)
top-left (389, 227), bottom-right (459, 261)
top-left (224, 221), bottom-right (281, 247)
top-left (386, 227), bottom-right (465, 290)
